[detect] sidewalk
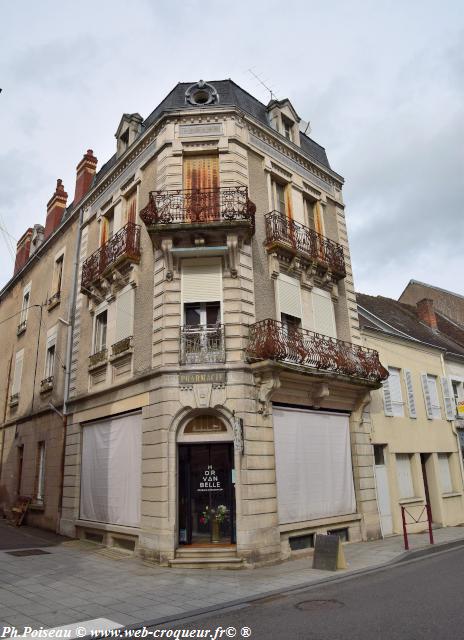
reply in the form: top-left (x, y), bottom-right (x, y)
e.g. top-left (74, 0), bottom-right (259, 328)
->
top-left (1, 520), bottom-right (464, 632)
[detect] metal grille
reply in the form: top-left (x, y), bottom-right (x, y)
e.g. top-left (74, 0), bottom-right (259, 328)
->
top-left (140, 186), bottom-right (256, 233)
top-left (81, 222), bottom-right (141, 291)
top-left (246, 319), bottom-right (388, 383)
top-left (264, 211), bottom-right (346, 278)
top-left (180, 325), bottom-right (225, 365)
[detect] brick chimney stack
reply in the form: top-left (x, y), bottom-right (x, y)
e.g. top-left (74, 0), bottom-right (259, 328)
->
top-left (14, 228), bottom-right (33, 275)
top-left (44, 179), bottom-right (68, 240)
top-left (74, 149), bottom-right (98, 204)
top-left (417, 298), bottom-right (438, 330)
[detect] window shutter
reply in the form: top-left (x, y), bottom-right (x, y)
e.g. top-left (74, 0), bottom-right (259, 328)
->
top-left (382, 376), bottom-right (394, 417)
top-left (277, 274), bottom-right (302, 320)
top-left (46, 325), bottom-right (58, 349)
top-left (312, 287), bottom-right (336, 338)
top-left (182, 259), bottom-right (222, 303)
top-left (12, 350), bottom-right (24, 395)
top-left (437, 454), bottom-right (453, 493)
top-left (396, 454), bottom-right (414, 499)
top-left (441, 377), bottom-right (455, 421)
top-left (404, 369), bottom-right (417, 418)
top-left (115, 288), bottom-right (134, 341)
top-left (421, 373), bottom-right (433, 419)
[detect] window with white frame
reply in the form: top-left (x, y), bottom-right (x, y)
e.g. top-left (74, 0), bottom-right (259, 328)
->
top-left (437, 453), bottom-right (453, 494)
top-left (18, 284), bottom-right (31, 330)
top-left (282, 115), bottom-right (294, 142)
top-left (36, 442), bottom-right (46, 502)
top-left (44, 326), bottom-right (57, 380)
top-left (396, 453), bottom-right (415, 499)
top-left (94, 310), bottom-right (108, 353)
top-left (11, 349), bottom-right (24, 400)
top-left (51, 253), bottom-right (64, 298)
top-left (421, 374), bottom-right (442, 420)
top-left (383, 367), bottom-right (404, 417)
top-left (270, 178), bottom-right (287, 215)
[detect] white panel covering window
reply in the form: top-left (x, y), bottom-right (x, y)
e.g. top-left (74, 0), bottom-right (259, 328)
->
top-left (276, 273), bottom-right (302, 320)
top-left (80, 412), bottom-right (142, 527)
top-left (273, 407), bottom-right (356, 524)
top-left (421, 374), bottom-right (441, 420)
top-left (312, 287), bottom-right (336, 338)
top-left (438, 453), bottom-right (453, 494)
top-left (115, 287), bottom-right (134, 342)
top-left (11, 349), bottom-right (24, 396)
top-left (396, 454), bottom-right (415, 499)
top-left (383, 367), bottom-right (404, 417)
top-left (182, 259), bottom-right (222, 303)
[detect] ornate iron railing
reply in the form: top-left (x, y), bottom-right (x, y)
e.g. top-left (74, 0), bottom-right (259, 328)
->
top-left (111, 336), bottom-right (132, 357)
top-left (246, 319), bottom-right (388, 383)
top-left (264, 211), bottom-right (346, 278)
top-left (180, 324), bottom-right (225, 365)
top-left (140, 186), bottom-right (256, 233)
top-left (81, 222), bottom-right (141, 291)
top-left (88, 348), bottom-right (108, 368)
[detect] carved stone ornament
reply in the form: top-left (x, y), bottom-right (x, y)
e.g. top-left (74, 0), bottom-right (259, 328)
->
top-left (160, 237), bottom-right (174, 281)
top-left (254, 371), bottom-right (281, 416)
top-left (226, 233), bottom-right (239, 278)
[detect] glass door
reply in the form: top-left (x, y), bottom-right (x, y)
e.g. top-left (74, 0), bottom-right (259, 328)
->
top-left (178, 443), bottom-right (235, 545)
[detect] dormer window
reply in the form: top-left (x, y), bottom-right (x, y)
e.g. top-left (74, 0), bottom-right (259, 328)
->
top-left (185, 81), bottom-right (218, 106)
top-left (120, 129), bottom-right (129, 147)
top-left (282, 116), bottom-right (293, 142)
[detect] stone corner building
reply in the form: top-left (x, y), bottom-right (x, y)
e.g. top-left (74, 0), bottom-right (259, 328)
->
top-left (1, 79), bottom-right (388, 567)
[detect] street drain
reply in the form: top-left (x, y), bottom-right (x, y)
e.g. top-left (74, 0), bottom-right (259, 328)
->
top-left (7, 549), bottom-right (51, 557)
top-left (295, 599), bottom-right (344, 612)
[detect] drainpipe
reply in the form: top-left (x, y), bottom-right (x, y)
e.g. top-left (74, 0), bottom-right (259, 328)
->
top-left (57, 205), bottom-right (84, 531)
top-left (440, 353), bottom-right (464, 498)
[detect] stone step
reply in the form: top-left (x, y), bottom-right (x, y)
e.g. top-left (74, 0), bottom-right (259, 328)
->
top-left (169, 556), bottom-right (244, 569)
top-left (176, 546), bottom-right (237, 557)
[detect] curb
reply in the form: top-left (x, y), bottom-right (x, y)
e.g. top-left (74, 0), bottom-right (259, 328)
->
top-left (83, 536), bottom-right (464, 637)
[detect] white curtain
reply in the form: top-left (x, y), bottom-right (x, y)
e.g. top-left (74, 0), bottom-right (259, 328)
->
top-left (80, 412), bottom-right (141, 527)
top-left (273, 407), bottom-right (356, 524)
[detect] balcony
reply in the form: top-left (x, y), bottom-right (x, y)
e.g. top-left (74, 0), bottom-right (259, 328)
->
top-left (88, 348), bottom-right (108, 369)
top-left (180, 325), bottom-right (225, 365)
top-left (246, 319), bottom-right (388, 384)
top-left (264, 211), bottom-right (346, 280)
top-left (81, 222), bottom-right (141, 294)
top-left (140, 186), bottom-right (255, 234)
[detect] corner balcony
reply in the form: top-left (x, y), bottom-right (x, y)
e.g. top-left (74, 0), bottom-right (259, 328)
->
top-left (140, 186), bottom-right (255, 235)
top-left (180, 325), bottom-right (225, 365)
top-left (81, 222), bottom-right (141, 294)
top-left (264, 211), bottom-right (346, 280)
top-left (246, 319), bottom-right (387, 384)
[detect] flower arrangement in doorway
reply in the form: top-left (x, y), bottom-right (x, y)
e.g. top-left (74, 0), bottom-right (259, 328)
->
top-left (200, 505), bottom-right (229, 543)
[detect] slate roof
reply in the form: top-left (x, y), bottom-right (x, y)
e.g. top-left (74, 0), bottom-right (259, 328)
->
top-left (357, 293), bottom-right (464, 358)
top-left (91, 79), bottom-right (335, 190)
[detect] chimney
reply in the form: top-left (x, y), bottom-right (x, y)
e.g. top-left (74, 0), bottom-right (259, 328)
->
top-left (73, 149), bottom-right (98, 204)
top-left (14, 228), bottom-right (33, 275)
top-left (44, 179), bottom-right (68, 240)
top-left (417, 298), bottom-right (437, 330)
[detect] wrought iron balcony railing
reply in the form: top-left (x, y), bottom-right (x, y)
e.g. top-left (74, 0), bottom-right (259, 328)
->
top-left (140, 186), bottom-right (256, 233)
top-left (246, 319), bottom-right (388, 383)
top-left (81, 222), bottom-right (141, 292)
top-left (180, 324), bottom-right (225, 365)
top-left (264, 211), bottom-right (346, 278)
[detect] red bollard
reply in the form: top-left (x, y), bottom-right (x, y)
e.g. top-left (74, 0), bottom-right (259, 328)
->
top-left (401, 505), bottom-right (409, 550)
top-left (426, 504), bottom-right (434, 545)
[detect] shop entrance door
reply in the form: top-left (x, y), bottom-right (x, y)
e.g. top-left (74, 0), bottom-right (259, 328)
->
top-left (178, 443), bottom-right (235, 545)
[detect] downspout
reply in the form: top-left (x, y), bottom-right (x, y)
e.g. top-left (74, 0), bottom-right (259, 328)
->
top-left (57, 205), bottom-right (84, 531)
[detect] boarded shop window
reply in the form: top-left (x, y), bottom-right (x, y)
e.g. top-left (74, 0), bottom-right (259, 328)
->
top-left (396, 454), bottom-right (415, 499)
top-left (80, 412), bottom-right (142, 527)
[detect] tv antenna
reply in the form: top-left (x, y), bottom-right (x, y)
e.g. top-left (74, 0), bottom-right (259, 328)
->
top-left (247, 69), bottom-right (277, 101)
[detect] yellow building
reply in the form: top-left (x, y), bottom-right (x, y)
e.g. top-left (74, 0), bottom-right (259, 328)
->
top-left (358, 294), bottom-right (464, 535)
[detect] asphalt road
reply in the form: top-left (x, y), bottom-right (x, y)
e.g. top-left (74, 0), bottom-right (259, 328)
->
top-left (154, 547), bottom-right (464, 640)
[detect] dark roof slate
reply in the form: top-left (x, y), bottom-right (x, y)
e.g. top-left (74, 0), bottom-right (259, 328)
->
top-left (357, 293), bottom-right (464, 358)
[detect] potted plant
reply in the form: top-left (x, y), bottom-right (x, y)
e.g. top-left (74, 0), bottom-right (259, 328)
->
top-left (200, 504), bottom-right (229, 543)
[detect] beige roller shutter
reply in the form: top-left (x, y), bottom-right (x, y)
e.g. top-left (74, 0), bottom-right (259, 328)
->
top-left (12, 349), bottom-right (24, 396)
top-left (182, 259), bottom-right (222, 303)
top-left (276, 273), bottom-right (302, 320)
top-left (115, 287), bottom-right (134, 341)
top-left (312, 287), bottom-right (337, 338)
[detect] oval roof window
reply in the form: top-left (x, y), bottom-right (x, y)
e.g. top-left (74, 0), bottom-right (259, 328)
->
top-left (185, 80), bottom-right (218, 106)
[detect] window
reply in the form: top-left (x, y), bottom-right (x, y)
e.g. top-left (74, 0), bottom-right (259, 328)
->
top-left (11, 349), bottom-right (24, 400)
top-left (282, 116), bottom-right (293, 142)
top-left (396, 454), bottom-right (415, 499)
top-left (276, 273), bottom-right (302, 326)
top-left (124, 191), bottom-right (137, 226)
top-left (101, 211), bottom-right (114, 245)
top-left (94, 310), bottom-right (108, 353)
top-left (374, 444), bottom-right (386, 466)
top-left (403, 369), bottom-right (417, 418)
top-left (51, 254), bottom-right (64, 297)
top-left (184, 302), bottom-right (220, 327)
top-left (312, 287), bottom-right (337, 338)
top-left (18, 284), bottom-right (31, 331)
top-left (304, 198), bottom-right (315, 231)
top-left (114, 287), bottom-right (135, 345)
top-left (438, 453), bottom-right (453, 494)
top-left (45, 345), bottom-right (55, 379)
top-left (421, 374), bottom-right (441, 419)
top-left (36, 442), bottom-right (46, 502)
top-left (452, 381), bottom-right (461, 417)
top-left (383, 367), bottom-right (404, 417)
top-left (271, 178), bottom-right (287, 215)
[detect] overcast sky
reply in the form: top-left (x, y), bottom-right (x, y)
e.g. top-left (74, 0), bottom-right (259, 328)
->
top-left (1, 0), bottom-right (462, 297)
